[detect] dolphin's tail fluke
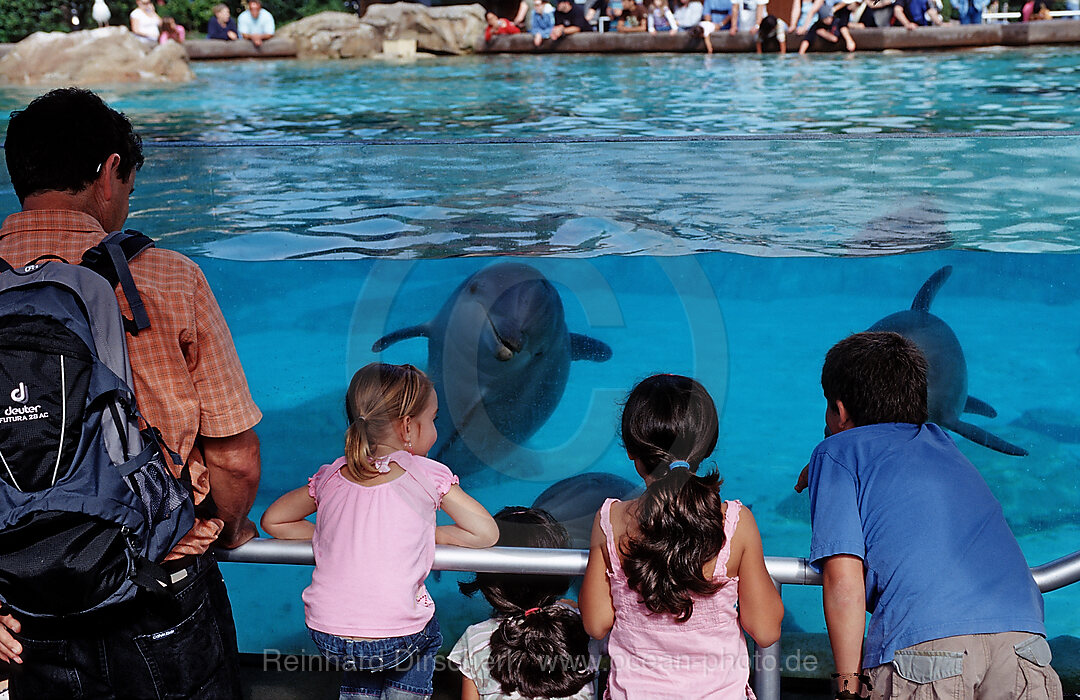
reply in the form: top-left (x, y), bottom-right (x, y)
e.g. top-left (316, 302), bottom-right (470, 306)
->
top-left (944, 419), bottom-right (1028, 456)
top-left (911, 265), bottom-right (953, 312)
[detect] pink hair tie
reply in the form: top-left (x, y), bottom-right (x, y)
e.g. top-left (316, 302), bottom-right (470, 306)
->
top-left (523, 607), bottom-right (541, 617)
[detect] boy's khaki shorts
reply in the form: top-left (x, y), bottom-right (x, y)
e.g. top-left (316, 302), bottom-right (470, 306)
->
top-left (868, 632), bottom-right (1062, 700)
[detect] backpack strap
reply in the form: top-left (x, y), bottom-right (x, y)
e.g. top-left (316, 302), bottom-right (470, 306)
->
top-left (80, 230), bottom-right (155, 335)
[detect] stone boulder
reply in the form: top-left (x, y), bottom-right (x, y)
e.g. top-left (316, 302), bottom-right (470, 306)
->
top-left (278, 11), bottom-right (381, 59)
top-left (360, 3), bottom-right (487, 55)
top-left (0, 27), bottom-right (193, 85)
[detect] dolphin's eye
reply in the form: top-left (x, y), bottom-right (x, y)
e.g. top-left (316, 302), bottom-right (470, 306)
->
top-left (469, 282), bottom-right (480, 294)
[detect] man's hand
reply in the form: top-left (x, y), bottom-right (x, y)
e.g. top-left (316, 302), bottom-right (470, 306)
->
top-left (217, 516), bottom-right (259, 549)
top-left (0, 612), bottom-right (22, 664)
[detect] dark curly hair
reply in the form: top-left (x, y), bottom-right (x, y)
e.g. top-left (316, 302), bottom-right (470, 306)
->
top-left (488, 605), bottom-right (595, 698)
top-left (619, 374), bottom-right (727, 623)
top-left (458, 507), bottom-right (594, 698)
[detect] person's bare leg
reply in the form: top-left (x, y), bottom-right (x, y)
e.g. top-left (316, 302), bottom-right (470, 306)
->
top-left (840, 25), bottom-right (855, 50)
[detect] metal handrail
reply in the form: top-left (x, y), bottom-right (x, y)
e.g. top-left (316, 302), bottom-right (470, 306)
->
top-left (218, 540), bottom-right (1078, 700)
top-left (218, 539), bottom-right (1078, 592)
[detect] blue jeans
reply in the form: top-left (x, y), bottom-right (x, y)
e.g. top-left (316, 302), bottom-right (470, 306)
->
top-left (309, 615), bottom-right (442, 700)
top-left (10, 553), bottom-right (241, 700)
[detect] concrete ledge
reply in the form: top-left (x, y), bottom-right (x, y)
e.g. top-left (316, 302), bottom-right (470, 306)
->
top-left (481, 18), bottom-right (1080, 53)
top-left (184, 37), bottom-right (298, 60)
top-left (0, 43), bottom-right (14, 59)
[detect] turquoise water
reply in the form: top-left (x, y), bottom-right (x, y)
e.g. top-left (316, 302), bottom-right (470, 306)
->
top-left (4, 48), bottom-right (1080, 139)
top-left (1, 48), bottom-right (1079, 676)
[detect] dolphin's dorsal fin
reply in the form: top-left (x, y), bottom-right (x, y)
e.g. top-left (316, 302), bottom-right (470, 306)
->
top-left (911, 266), bottom-right (953, 312)
top-left (963, 396), bottom-right (998, 418)
top-left (942, 419), bottom-right (1028, 456)
top-left (570, 333), bottom-right (613, 362)
top-left (371, 324), bottom-right (429, 352)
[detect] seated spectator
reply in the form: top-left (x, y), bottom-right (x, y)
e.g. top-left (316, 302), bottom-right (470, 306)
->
top-left (674, 0), bottom-right (704, 29)
top-left (485, 11), bottom-right (522, 39)
top-left (955, 0), bottom-right (986, 23)
top-left (532, 0), bottom-right (557, 44)
top-left (793, 0), bottom-right (836, 34)
top-left (238, 0), bottom-right (275, 47)
top-left (648, 0), bottom-right (680, 32)
top-left (698, 0), bottom-right (735, 52)
top-left (585, 0), bottom-right (610, 24)
top-left (552, 0), bottom-right (594, 38)
top-left (208, 3), bottom-right (239, 40)
top-left (512, 0), bottom-right (532, 28)
top-left (755, 13), bottom-right (787, 51)
top-left (798, 0), bottom-right (855, 51)
top-left (617, 0), bottom-right (649, 29)
top-left (159, 16), bottom-right (186, 43)
top-left (737, 0), bottom-right (768, 31)
top-left (851, 0), bottom-right (894, 27)
top-left (129, 0), bottom-right (162, 42)
top-left (1022, 0), bottom-right (1052, 20)
top-left (893, 0), bottom-right (929, 28)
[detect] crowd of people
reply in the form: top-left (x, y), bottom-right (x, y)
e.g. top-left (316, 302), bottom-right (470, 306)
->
top-left (484, 0), bottom-right (1036, 52)
top-left (125, 0), bottom-right (274, 46)
top-left (0, 87), bottom-right (1066, 700)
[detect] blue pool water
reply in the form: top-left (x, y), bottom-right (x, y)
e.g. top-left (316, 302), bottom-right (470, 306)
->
top-left (1, 47), bottom-right (1079, 677)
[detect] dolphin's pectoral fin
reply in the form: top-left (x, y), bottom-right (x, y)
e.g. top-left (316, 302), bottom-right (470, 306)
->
top-left (944, 419), bottom-right (1028, 457)
top-left (570, 333), bottom-right (613, 362)
top-left (910, 265), bottom-right (953, 312)
top-left (963, 396), bottom-right (998, 418)
top-left (371, 324), bottom-right (429, 352)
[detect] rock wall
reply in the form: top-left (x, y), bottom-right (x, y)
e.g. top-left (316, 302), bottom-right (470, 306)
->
top-left (0, 27), bottom-right (193, 85)
top-left (278, 4), bottom-right (486, 59)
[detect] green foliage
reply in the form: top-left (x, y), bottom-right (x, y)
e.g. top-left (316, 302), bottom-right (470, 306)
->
top-left (0, 0), bottom-right (349, 43)
top-left (0, 0), bottom-right (76, 43)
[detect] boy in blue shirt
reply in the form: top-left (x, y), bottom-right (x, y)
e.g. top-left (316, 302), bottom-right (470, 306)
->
top-left (798, 331), bottom-right (1061, 699)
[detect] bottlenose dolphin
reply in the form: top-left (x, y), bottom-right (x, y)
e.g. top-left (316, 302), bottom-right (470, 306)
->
top-left (372, 263), bottom-right (612, 473)
top-left (532, 472), bottom-right (641, 548)
top-left (868, 265), bottom-right (1027, 456)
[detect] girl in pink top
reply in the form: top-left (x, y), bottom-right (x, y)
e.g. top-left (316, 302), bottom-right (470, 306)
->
top-left (262, 363), bottom-right (499, 700)
top-left (580, 374), bottom-right (784, 700)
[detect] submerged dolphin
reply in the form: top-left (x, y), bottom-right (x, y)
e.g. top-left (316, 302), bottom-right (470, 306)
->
top-left (532, 472), bottom-right (641, 549)
top-left (868, 265), bottom-right (1027, 456)
top-left (372, 262), bottom-right (612, 473)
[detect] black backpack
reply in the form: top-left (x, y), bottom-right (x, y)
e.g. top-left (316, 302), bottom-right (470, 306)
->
top-left (0, 231), bottom-right (194, 618)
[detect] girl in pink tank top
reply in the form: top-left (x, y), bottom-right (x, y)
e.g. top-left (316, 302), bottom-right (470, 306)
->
top-left (580, 374), bottom-right (784, 700)
top-left (262, 363), bottom-right (499, 700)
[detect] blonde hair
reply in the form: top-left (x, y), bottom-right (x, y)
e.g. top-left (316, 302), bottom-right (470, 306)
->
top-left (344, 363), bottom-right (434, 480)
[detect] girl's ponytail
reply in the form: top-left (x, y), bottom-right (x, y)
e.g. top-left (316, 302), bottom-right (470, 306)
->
top-left (619, 374), bottom-right (727, 622)
top-left (343, 363), bottom-right (433, 480)
top-left (488, 605), bottom-right (595, 699)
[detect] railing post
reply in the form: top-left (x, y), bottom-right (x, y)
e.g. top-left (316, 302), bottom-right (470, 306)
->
top-left (752, 581), bottom-right (783, 700)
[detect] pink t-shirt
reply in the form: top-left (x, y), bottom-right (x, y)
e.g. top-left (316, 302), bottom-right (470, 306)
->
top-left (302, 451), bottom-right (458, 637)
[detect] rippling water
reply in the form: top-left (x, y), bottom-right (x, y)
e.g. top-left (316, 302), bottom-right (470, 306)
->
top-left (4, 47), bottom-right (1080, 140)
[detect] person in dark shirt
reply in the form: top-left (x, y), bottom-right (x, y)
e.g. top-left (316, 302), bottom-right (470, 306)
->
top-left (552, 0), bottom-right (594, 37)
top-left (207, 3), bottom-right (239, 40)
top-left (893, 0), bottom-right (929, 27)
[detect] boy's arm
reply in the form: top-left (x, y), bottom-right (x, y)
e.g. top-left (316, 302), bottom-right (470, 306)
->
top-left (822, 554), bottom-right (866, 675)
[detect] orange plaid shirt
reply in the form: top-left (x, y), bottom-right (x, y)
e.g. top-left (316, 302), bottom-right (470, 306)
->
top-left (0, 210), bottom-right (262, 557)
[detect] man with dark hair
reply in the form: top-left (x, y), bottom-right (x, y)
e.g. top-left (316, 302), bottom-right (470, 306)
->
top-left (0, 88), bottom-right (261, 699)
top-left (799, 331), bottom-right (1060, 699)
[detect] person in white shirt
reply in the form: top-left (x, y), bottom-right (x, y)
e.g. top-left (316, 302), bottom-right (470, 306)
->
top-left (674, 0), bottom-right (704, 28)
top-left (238, 0), bottom-right (275, 47)
top-left (129, 0), bottom-right (162, 42)
top-left (736, 0), bottom-right (768, 32)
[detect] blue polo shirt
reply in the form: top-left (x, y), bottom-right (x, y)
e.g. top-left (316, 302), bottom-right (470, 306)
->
top-left (703, 0), bottom-right (733, 18)
top-left (808, 422), bottom-right (1045, 668)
